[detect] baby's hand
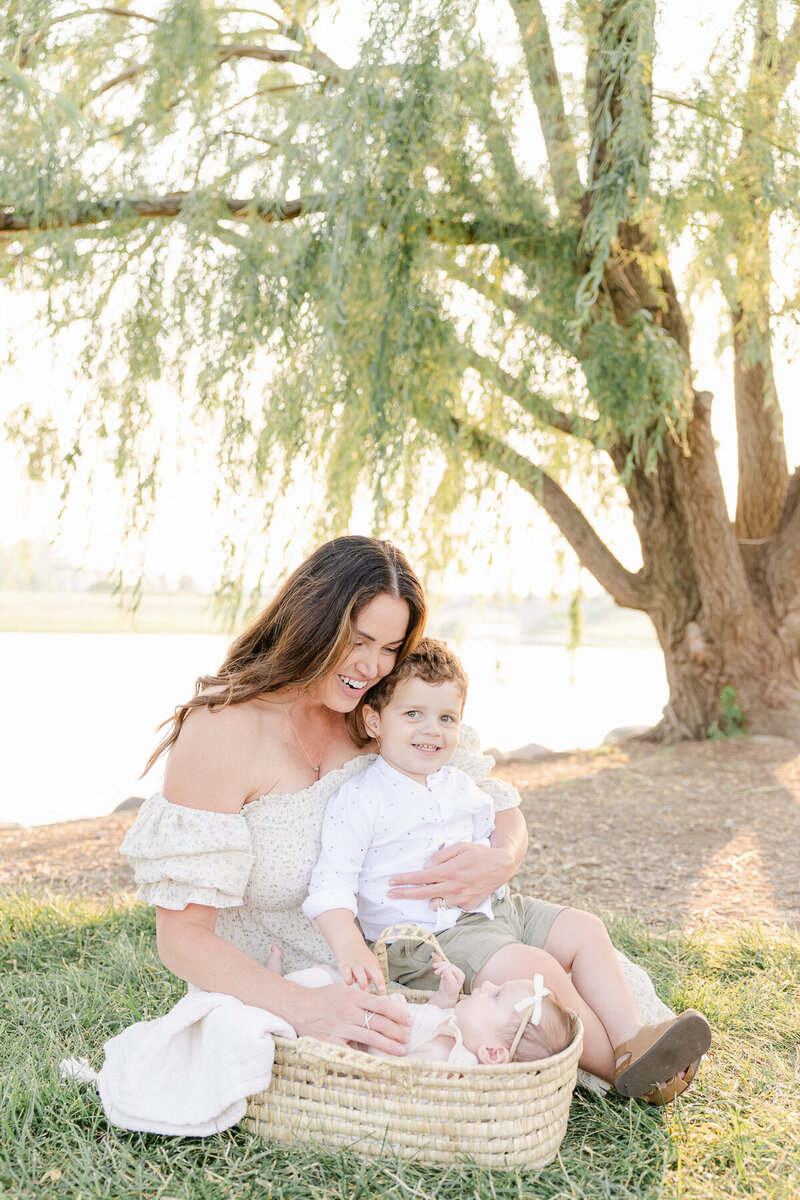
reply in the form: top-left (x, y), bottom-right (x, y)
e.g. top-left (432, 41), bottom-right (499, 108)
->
top-left (432, 953), bottom-right (465, 1000)
top-left (337, 947), bottom-right (387, 994)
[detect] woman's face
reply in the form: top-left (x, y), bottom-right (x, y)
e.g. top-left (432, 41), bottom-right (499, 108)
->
top-left (318, 593), bottom-right (411, 711)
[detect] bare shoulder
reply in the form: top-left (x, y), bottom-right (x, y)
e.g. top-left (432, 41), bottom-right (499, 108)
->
top-left (162, 702), bottom-right (274, 814)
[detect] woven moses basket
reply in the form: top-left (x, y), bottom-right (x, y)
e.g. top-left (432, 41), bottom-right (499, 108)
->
top-left (245, 926), bottom-right (583, 1167)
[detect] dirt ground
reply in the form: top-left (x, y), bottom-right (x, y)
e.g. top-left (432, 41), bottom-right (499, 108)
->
top-left (2, 735), bottom-right (799, 936)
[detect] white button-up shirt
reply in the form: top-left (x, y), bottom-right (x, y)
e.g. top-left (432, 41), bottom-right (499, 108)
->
top-left (302, 755), bottom-right (501, 942)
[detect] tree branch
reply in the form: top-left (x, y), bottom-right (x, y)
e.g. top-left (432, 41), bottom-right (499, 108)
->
top-left (668, 390), bottom-right (757, 631)
top-left (778, 8), bottom-right (800, 90)
top-left (484, 114), bottom-right (525, 194)
top-left (465, 347), bottom-right (601, 443)
top-left (435, 252), bottom-right (577, 355)
top-left (578, 0), bottom-right (656, 314)
top-left (92, 39), bottom-right (346, 99)
top-left (449, 414), bottom-right (646, 608)
top-left (437, 253), bottom-right (528, 316)
top-left (2, 187), bottom-right (556, 254)
top-left (216, 42), bottom-right (344, 82)
top-left (93, 61), bottom-right (144, 98)
top-left (427, 213), bottom-right (553, 254)
top-left (507, 0), bottom-right (583, 215)
top-left (725, 3), bottom-right (792, 536)
top-left (98, 5), bottom-right (158, 23)
top-left (1, 194), bottom-right (547, 245)
top-left (17, 5), bottom-right (158, 67)
top-left (731, 305), bottom-right (789, 539)
top-left (652, 90), bottom-right (799, 156)
top-left (0, 193), bottom-right (324, 234)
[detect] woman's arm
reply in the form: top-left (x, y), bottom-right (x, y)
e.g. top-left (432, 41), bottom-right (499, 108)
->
top-left (387, 806), bottom-right (528, 911)
top-left (156, 904), bottom-right (409, 1053)
top-left (143, 710), bottom-right (410, 1052)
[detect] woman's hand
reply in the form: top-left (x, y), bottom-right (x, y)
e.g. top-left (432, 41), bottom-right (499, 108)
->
top-left (291, 982), bottom-right (411, 1056)
top-left (387, 840), bottom-right (513, 912)
top-left (387, 808), bottom-right (527, 910)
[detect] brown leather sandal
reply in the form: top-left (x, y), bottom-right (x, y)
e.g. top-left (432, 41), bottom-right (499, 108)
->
top-left (638, 1056), bottom-right (702, 1106)
top-left (613, 1010), bottom-right (711, 1102)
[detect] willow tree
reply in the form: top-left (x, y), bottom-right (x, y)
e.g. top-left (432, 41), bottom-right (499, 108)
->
top-left (3, 0), bottom-right (800, 738)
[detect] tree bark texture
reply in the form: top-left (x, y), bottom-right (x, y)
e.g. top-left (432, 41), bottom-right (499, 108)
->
top-left (732, 312), bottom-right (790, 540)
top-left (634, 450), bottom-right (800, 743)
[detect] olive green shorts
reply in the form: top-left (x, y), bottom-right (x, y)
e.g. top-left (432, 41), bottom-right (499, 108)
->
top-left (376, 892), bottom-right (565, 993)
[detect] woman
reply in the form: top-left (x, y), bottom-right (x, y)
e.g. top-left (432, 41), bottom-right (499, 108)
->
top-left (122, 536), bottom-right (529, 1056)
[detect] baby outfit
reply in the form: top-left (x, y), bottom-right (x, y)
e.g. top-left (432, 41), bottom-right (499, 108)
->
top-left (367, 992), bottom-right (478, 1065)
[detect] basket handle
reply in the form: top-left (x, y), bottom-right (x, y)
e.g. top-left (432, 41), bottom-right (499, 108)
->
top-left (372, 923), bottom-right (451, 986)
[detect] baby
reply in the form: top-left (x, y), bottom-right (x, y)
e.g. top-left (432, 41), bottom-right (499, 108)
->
top-left (266, 945), bottom-right (574, 1065)
top-left (374, 957), bottom-right (574, 1066)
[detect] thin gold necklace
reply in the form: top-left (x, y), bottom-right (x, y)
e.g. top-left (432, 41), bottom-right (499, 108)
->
top-left (285, 707), bottom-right (333, 777)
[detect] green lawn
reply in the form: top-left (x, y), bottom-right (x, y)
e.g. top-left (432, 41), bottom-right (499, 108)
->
top-left (1, 894), bottom-right (798, 1200)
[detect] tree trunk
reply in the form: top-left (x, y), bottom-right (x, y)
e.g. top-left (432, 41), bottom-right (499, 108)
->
top-left (644, 587), bottom-right (800, 742)
top-left (614, 430), bottom-right (800, 742)
top-left (732, 311), bottom-right (789, 540)
top-left (600, 378), bottom-right (800, 741)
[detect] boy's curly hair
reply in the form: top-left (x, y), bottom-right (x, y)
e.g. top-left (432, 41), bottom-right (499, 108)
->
top-left (362, 636), bottom-right (469, 715)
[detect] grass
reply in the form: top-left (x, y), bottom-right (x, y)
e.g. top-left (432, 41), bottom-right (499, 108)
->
top-left (1, 895), bottom-right (799, 1200)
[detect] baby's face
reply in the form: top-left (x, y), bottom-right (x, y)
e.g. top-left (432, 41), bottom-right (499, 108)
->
top-left (454, 978), bottom-right (536, 1056)
top-left (362, 676), bottom-right (463, 783)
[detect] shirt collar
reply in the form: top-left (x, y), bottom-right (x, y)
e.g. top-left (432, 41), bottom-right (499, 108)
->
top-left (373, 754), bottom-right (448, 790)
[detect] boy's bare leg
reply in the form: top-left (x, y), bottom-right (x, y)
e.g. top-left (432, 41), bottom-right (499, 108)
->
top-left (543, 910), bottom-right (645, 1048)
top-left (543, 909), bottom-right (695, 1085)
top-left (473, 942), bottom-right (619, 1080)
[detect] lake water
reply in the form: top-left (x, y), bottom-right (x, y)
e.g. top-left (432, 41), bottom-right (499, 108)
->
top-left (2, 632), bottom-right (668, 827)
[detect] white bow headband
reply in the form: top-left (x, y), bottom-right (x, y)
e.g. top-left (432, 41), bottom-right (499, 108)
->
top-left (508, 973), bottom-right (551, 1060)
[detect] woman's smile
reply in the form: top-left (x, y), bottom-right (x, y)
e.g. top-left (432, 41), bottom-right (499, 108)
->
top-left (336, 674), bottom-right (371, 694)
top-left (322, 593), bottom-right (411, 710)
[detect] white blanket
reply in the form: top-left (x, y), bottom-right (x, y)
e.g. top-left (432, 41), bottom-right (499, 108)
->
top-left (61, 990), bottom-right (296, 1136)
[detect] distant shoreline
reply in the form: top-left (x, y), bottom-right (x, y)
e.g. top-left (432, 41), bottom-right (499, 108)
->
top-left (0, 589), bottom-right (229, 634)
top-left (0, 588), bottom-right (660, 646)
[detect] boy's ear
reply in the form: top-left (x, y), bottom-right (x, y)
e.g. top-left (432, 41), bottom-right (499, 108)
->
top-left (477, 1044), bottom-right (510, 1065)
top-left (362, 705), bottom-right (381, 738)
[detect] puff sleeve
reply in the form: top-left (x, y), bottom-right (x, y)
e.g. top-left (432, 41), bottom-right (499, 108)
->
top-left (119, 793), bottom-right (256, 910)
top-left (450, 724), bottom-right (521, 813)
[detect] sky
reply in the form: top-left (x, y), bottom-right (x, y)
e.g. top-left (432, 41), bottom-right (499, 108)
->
top-left (2, 0), bottom-right (799, 599)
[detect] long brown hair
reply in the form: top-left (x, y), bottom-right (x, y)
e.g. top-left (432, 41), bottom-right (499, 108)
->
top-left (145, 536), bottom-right (426, 771)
